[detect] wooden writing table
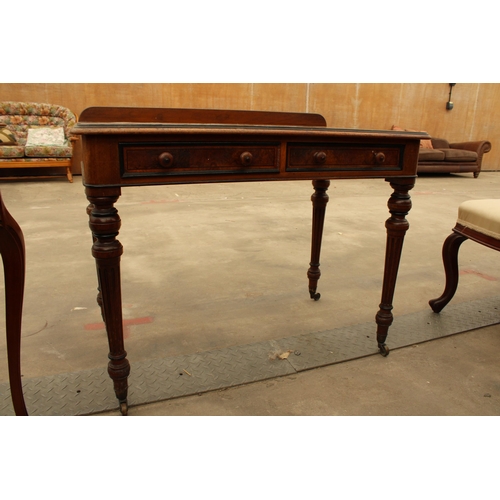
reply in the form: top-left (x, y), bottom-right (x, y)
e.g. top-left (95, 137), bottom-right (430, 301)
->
top-left (72, 107), bottom-right (425, 415)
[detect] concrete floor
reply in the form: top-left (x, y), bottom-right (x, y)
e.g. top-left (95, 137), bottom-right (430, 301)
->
top-left (1, 171), bottom-right (500, 416)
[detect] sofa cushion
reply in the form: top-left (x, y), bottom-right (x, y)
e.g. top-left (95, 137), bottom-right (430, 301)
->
top-left (25, 144), bottom-right (72, 158)
top-left (26, 127), bottom-right (66, 146)
top-left (0, 157), bottom-right (71, 164)
top-left (0, 127), bottom-right (17, 145)
top-left (458, 199), bottom-right (500, 240)
top-left (0, 145), bottom-right (25, 158)
top-left (431, 138), bottom-right (450, 149)
top-left (442, 148), bottom-right (478, 162)
top-left (418, 149), bottom-right (445, 161)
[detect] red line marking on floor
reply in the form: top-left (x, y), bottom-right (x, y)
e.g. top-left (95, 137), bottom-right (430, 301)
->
top-left (460, 269), bottom-right (498, 281)
top-left (84, 316), bottom-right (153, 339)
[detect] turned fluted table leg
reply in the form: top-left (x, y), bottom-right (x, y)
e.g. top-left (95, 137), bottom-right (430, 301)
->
top-left (429, 231), bottom-right (468, 313)
top-left (375, 178), bottom-right (415, 356)
top-left (86, 187), bottom-right (130, 415)
top-left (0, 192), bottom-right (28, 416)
top-left (87, 202), bottom-right (105, 321)
top-left (308, 179), bottom-right (330, 301)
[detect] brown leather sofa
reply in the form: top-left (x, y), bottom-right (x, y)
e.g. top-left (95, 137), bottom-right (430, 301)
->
top-left (417, 137), bottom-right (491, 178)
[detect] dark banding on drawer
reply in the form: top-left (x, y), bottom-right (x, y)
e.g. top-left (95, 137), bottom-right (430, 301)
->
top-left (287, 143), bottom-right (404, 172)
top-left (120, 142), bottom-right (280, 178)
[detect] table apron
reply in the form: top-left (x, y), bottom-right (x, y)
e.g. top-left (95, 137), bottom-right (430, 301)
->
top-left (81, 138), bottom-right (418, 186)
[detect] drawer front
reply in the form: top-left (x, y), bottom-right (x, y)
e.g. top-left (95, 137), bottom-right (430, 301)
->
top-left (287, 143), bottom-right (404, 172)
top-left (121, 142), bottom-right (280, 178)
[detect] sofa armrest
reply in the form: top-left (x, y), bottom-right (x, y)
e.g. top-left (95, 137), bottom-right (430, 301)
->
top-left (450, 141), bottom-right (492, 173)
top-left (449, 141), bottom-right (492, 155)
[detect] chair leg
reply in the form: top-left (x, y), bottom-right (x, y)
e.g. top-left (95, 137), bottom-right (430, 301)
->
top-left (429, 231), bottom-right (468, 313)
top-left (66, 167), bottom-right (73, 183)
top-left (0, 192), bottom-right (28, 416)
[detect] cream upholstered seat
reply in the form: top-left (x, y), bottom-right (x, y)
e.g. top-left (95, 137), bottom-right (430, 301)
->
top-left (457, 200), bottom-right (500, 239)
top-left (429, 199), bottom-right (500, 313)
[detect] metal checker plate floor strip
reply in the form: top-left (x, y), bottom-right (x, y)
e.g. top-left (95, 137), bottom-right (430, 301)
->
top-left (1, 296), bottom-right (499, 416)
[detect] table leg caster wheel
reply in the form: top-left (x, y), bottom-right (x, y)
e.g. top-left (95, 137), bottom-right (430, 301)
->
top-left (120, 401), bottom-right (128, 416)
top-left (378, 344), bottom-right (390, 357)
top-left (310, 292), bottom-right (321, 301)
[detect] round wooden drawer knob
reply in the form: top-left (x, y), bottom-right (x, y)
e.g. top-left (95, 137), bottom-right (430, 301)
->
top-left (158, 152), bottom-right (174, 167)
top-left (240, 152), bottom-right (254, 165)
top-left (314, 151), bottom-right (327, 164)
top-left (374, 152), bottom-right (386, 164)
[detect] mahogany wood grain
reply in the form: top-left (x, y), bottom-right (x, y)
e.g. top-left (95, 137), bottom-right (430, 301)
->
top-left (78, 107), bottom-right (327, 127)
top-left (72, 107), bottom-right (424, 414)
top-left (0, 191), bottom-right (28, 416)
top-left (86, 187), bottom-right (130, 414)
top-left (308, 180), bottom-right (330, 300)
top-left (429, 223), bottom-right (500, 313)
top-left (376, 178), bottom-right (415, 351)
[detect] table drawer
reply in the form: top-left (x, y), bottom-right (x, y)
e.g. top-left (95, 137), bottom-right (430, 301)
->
top-left (120, 142), bottom-right (280, 178)
top-left (287, 143), bottom-right (403, 172)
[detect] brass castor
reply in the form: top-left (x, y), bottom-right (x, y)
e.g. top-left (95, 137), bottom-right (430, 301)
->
top-left (378, 344), bottom-right (390, 357)
top-left (310, 291), bottom-right (321, 301)
top-left (120, 401), bottom-right (128, 416)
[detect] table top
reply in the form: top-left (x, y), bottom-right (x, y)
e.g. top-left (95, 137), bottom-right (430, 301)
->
top-left (73, 106), bottom-right (427, 137)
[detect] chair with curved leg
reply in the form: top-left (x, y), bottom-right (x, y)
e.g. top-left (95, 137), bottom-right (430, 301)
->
top-left (430, 199), bottom-right (500, 314)
top-left (0, 191), bottom-right (28, 416)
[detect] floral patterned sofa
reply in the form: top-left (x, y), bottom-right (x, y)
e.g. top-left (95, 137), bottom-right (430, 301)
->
top-left (0, 102), bottom-right (78, 182)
